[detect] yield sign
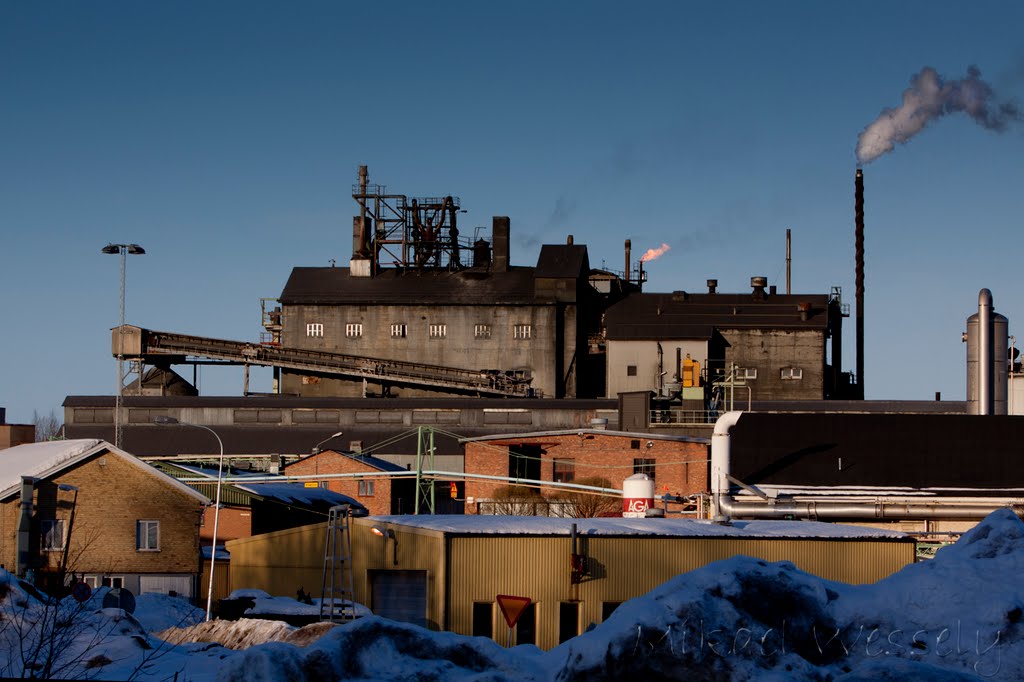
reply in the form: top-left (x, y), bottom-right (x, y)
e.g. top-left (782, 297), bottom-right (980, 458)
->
top-left (496, 594), bottom-right (532, 628)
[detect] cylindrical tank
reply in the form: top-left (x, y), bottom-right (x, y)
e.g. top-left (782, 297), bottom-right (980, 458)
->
top-left (473, 239), bottom-right (491, 268)
top-left (622, 473), bottom-right (655, 518)
top-left (966, 290), bottom-right (1008, 415)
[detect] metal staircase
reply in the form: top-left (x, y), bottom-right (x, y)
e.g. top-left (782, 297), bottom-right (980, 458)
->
top-left (320, 504), bottom-right (356, 623)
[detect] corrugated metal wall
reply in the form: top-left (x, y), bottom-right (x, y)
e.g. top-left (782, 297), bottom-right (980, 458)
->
top-left (448, 535), bottom-right (914, 650)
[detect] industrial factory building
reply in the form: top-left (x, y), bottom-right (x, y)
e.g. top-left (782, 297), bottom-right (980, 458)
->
top-left (225, 515), bottom-right (915, 650)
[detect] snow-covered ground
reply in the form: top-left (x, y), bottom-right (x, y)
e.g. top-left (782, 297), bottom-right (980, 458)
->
top-left (1, 509), bottom-right (1021, 680)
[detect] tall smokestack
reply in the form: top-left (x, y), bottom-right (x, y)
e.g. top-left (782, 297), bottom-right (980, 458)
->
top-left (785, 228), bottom-right (792, 295)
top-left (978, 288), bottom-right (994, 415)
top-left (624, 239), bottom-right (631, 284)
top-left (855, 168), bottom-right (865, 399)
top-left (492, 216), bottom-right (510, 272)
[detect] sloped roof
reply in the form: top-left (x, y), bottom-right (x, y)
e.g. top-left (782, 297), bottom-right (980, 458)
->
top-left (534, 244), bottom-right (589, 279)
top-left (605, 291), bottom-right (831, 340)
top-left (0, 439), bottom-right (211, 504)
top-left (280, 266), bottom-right (541, 305)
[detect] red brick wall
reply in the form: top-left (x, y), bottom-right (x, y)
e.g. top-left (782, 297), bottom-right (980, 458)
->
top-left (200, 505), bottom-right (251, 544)
top-left (284, 451), bottom-right (393, 516)
top-left (464, 433), bottom-right (708, 514)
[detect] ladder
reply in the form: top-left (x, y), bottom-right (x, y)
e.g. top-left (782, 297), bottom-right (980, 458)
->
top-left (320, 504), bottom-right (356, 622)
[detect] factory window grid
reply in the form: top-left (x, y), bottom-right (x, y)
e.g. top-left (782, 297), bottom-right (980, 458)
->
top-left (306, 323), bottom-right (324, 338)
top-left (136, 519), bottom-right (160, 551)
top-left (780, 367), bottom-right (803, 381)
top-left (391, 323), bottom-right (407, 338)
top-left (429, 324), bottom-right (447, 339)
top-left (633, 458), bottom-right (656, 479)
top-left (474, 324), bottom-right (491, 339)
top-left (41, 520), bottom-right (64, 551)
top-left (513, 324), bottom-right (532, 340)
top-left (553, 458), bottom-right (575, 483)
top-left (346, 323), bottom-right (363, 338)
top-left (358, 479), bottom-right (375, 497)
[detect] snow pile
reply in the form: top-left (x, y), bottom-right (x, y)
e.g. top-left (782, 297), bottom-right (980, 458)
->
top-left (0, 510), bottom-right (1021, 680)
top-left (553, 508), bottom-right (1024, 681)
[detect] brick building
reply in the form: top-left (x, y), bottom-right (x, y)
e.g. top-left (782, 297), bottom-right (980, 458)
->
top-left (0, 439), bottom-right (209, 597)
top-left (461, 429), bottom-right (709, 515)
top-left (283, 449), bottom-right (415, 516)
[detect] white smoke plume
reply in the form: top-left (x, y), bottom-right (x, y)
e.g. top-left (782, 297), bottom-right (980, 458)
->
top-left (856, 65), bottom-right (1021, 164)
top-left (640, 243), bottom-right (671, 262)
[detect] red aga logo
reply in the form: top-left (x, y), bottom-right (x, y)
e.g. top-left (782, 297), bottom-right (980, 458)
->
top-left (625, 498), bottom-right (651, 513)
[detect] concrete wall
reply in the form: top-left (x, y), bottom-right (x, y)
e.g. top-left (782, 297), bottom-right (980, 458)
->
top-left (606, 340), bottom-right (709, 397)
top-left (722, 328), bottom-right (827, 400)
top-left (280, 303), bottom-right (563, 398)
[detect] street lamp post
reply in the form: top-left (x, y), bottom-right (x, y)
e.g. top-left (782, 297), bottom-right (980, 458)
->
top-left (154, 416), bottom-right (223, 621)
top-left (102, 243), bottom-right (145, 449)
top-left (312, 431), bottom-right (344, 454)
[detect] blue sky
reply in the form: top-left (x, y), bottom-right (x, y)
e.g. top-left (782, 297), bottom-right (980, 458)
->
top-left (3, 2), bottom-right (1023, 424)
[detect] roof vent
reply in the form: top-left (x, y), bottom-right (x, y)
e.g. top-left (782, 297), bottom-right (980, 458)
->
top-left (707, 279), bottom-right (718, 294)
top-left (751, 276), bottom-right (768, 300)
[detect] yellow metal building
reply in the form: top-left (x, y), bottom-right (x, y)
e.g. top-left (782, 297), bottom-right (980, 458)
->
top-left (226, 515), bottom-right (915, 650)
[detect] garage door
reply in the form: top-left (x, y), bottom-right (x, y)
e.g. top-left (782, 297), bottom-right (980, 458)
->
top-left (370, 570), bottom-right (427, 627)
top-left (139, 575), bottom-right (193, 598)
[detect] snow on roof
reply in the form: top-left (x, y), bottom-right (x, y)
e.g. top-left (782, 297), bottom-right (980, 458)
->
top-left (361, 515), bottom-right (908, 539)
top-left (0, 439), bottom-right (211, 504)
top-left (234, 482), bottom-right (366, 510)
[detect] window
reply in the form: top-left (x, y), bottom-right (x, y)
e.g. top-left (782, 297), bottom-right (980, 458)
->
top-left (559, 602), bottom-right (580, 643)
top-left (137, 520), bottom-right (159, 551)
top-left (41, 520), bottom-right (64, 551)
top-left (509, 444), bottom-right (542, 485)
top-left (780, 367), bottom-right (803, 380)
top-left (736, 367), bottom-right (758, 380)
top-left (429, 324), bottom-right (447, 339)
top-left (626, 365), bottom-right (637, 377)
top-left (517, 603), bottom-right (537, 645)
top-left (472, 602), bottom-right (494, 638)
top-left (391, 323), bottom-right (407, 338)
top-left (633, 458), bottom-right (656, 479)
top-left (346, 323), bottom-right (363, 338)
top-left (474, 324), bottom-right (491, 339)
top-left (306, 323), bottom-right (324, 337)
top-left (513, 324), bottom-right (532, 340)
top-left (358, 480), bottom-right (375, 497)
top-left (553, 458), bottom-right (575, 483)
top-left (602, 601), bottom-right (622, 621)
top-left (102, 576), bottom-right (124, 589)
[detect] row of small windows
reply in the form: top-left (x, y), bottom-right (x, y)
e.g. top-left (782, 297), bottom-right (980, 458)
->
top-left (625, 365), bottom-right (802, 380)
top-left (307, 323), bottom-right (533, 339)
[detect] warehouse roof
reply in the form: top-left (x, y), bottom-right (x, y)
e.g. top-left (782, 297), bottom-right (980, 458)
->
top-left (359, 515), bottom-right (908, 539)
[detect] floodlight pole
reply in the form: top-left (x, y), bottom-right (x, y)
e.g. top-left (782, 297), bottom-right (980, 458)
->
top-left (102, 243), bottom-right (145, 449)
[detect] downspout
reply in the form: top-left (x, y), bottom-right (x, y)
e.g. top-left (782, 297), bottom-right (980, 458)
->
top-left (16, 477), bottom-right (35, 578)
top-left (710, 412), bottom-right (1019, 521)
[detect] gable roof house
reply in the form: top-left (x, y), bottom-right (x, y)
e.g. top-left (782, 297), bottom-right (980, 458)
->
top-left (0, 439), bottom-right (209, 598)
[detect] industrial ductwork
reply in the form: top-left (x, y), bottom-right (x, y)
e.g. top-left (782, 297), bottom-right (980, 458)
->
top-left (710, 412), bottom-right (1018, 522)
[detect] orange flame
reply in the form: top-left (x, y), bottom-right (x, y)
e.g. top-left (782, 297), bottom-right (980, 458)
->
top-left (640, 243), bottom-right (671, 263)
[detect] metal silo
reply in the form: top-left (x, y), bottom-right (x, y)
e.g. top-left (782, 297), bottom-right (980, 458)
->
top-left (965, 289), bottom-right (1008, 415)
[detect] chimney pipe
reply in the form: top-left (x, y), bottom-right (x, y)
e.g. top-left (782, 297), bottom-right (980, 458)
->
top-left (492, 216), bottom-right (510, 272)
top-left (786, 228), bottom-right (792, 295)
top-left (624, 239), bottom-right (632, 284)
top-left (855, 168), bottom-right (865, 399)
top-left (979, 288), bottom-right (994, 415)
top-left (17, 476), bottom-right (34, 577)
top-left (707, 279), bottom-right (718, 294)
top-left (566, 235), bottom-right (574, 245)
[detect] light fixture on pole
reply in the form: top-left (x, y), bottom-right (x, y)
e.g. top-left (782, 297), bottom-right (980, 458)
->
top-left (312, 431), bottom-right (344, 454)
top-left (154, 415), bottom-right (223, 621)
top-left (102, 243), bottom-right (145, 449)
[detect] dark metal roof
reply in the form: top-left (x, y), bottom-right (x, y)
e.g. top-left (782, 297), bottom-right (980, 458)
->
top-left (63, 395), bottom-right (616, 410)
top-left (534, 244), bottom-right (589, 279)
top-left (730, 412), bottom-right (1024, 492)
top-left (605, 292), bottom-right (832, 340)
top-left (279, 266), bottom-right (543, 305)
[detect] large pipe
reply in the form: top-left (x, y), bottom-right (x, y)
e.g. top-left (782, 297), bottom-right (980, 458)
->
top-left (979, 288), bottom-right (994, 415)
top-left (710, 412), bottom-right (1019, 521)
top-left (17, 476), bottom-right (34, 577)
top-left (855, 168), bottom-right (865, 399)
